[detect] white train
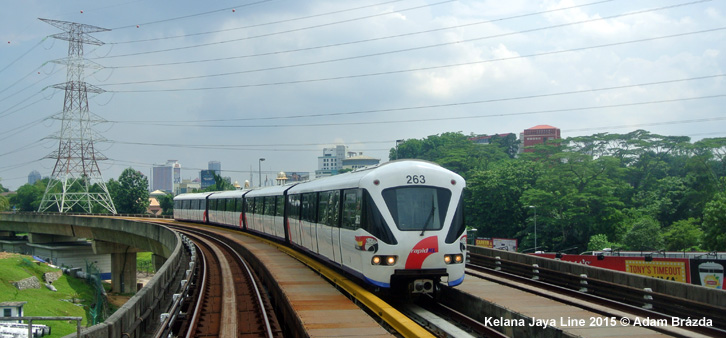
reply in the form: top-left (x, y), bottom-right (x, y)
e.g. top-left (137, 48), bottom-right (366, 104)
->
top-left (174, 160), bottom-right (467, 294)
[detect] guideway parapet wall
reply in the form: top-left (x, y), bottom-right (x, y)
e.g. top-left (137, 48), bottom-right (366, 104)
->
top-left (0, 213), bottom-right (183, 338)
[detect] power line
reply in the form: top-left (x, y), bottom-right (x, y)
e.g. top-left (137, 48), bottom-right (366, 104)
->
top-left (98, 0), bottom-right (455, 59)
top-left (103, 26), bottom-right (726, 92)
top-left (110, 0), bottom-right (275, 30)
top-left (111, 0), bottom-right (407, 43)
top-left (104, 0), bottom-right (615, 68)
top-left (108, 94), bottom-right (726, 129)
top-left (101, 0), bottom-right (697, 84)
top-left (110, 74), bottom-right (725, 124)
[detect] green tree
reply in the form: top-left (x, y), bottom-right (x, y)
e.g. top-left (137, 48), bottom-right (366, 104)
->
top-left (623, 217), bottom-right (663, 251)
top-left (9, 180), bottom-right (46, 211)
top-left (586, 234), bottom-right (620, 251)
top-left (702, 191), bottom-right (726, 251)
top-left (0, 195), bottom-right (8, 212)
top-left (157, 193), bottom-right (174, 216)
top-left (466, 160), bottom-right (540, 240)
top-left (111, 168), bottom-right (150, 214)
top-left (203, 172), bottom-right (235, 192)
top-left (663, 218), bottom-right (703, 251)
top-left (520, 153), bottom-right (628, 251)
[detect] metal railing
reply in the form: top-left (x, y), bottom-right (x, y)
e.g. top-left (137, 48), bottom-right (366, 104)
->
top-left (2, 316), bottom-right (82, 338)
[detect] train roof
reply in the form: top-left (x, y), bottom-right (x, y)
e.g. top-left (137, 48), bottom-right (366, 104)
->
top-left (288, 159), bottom-right (453, 194)
top-left (245, 184), bottom-right (298, 197)
top-left (208, 189), bottom-right (251, 199)
top-left (173, 192), bottom-right (215, 201)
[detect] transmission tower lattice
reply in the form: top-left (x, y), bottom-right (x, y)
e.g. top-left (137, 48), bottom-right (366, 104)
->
top-left (38, 18), bottom-right (117, 214)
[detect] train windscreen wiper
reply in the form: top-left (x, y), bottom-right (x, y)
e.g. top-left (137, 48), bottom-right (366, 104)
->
top-left (420, 197), bottom-right (435, 236)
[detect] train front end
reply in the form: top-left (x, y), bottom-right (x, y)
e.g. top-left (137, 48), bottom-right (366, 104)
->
top-left (359, 161), bottom-right (466, 294)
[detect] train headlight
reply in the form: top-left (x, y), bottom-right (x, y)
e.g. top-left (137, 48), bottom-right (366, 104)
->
top-left (444, 254), bottom-right (464, 264)
top-left (371, 255), bottom-right (397, 266)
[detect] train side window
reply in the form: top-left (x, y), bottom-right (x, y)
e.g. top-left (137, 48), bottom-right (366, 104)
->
top-left (237, 198), bottom-right (244, 212)
top-left (328, 190), bottom-right (340, 227)
top-left (246, 198), bottom-right (254, 214)
top-left (318, 192), bottom-right (330, 225)
top-left (288, 194), bottom-right (301, 220)
top-left (227, 198), bottom-right (235, 212)
top-left (264, 196), bottom-right (275, 216)
top-left (190, 199), bottom-right (197, 210)
top-left (342, 189), bottom-right (362, 230)
top-left (301, 193), bottom-right (316, 223)
top-left (276, 195), bottom-right (284, 217)
top-left (201, 198), bottom-right (207, 210)
top-left (445, 198), bottom-right (465, 244)
top-left (209, 199), bottom-right (216, 211)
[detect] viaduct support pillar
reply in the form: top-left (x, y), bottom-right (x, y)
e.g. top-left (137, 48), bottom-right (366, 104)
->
top-left (111, 251), bottom-right (137, 294)
top-left (93, 240), bottom-right (140, 294)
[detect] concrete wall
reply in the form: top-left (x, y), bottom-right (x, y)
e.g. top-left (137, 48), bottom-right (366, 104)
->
top-left (0, 214), bottom-right (184, 338)
top-left (469, 246), bottom-right (726, 307)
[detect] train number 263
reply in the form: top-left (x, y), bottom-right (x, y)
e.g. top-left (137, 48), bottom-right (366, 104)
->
top-left (406, 175), bottom-right (426, 184)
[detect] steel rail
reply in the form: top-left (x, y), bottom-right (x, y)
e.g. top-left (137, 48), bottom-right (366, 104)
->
top-left (173, 226), bottom-right (277, 338)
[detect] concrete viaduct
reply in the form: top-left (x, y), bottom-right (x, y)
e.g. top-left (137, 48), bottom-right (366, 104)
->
top-left (0, 213), bottom-right (175, 294)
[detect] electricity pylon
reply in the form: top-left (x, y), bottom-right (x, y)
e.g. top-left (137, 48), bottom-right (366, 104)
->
top-left (37, 18), bottom-right (117, 214)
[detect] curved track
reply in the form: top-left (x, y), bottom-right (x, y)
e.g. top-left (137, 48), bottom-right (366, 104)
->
top-left (171, 226), bottom-right (282, 338)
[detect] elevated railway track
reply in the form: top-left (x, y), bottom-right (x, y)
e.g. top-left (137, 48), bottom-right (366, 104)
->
top-left (2, 213), bottom-right (724, 337)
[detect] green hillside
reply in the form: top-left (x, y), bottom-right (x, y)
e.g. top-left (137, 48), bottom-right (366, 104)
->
top-left (0, 253), bottom-right (94, 337)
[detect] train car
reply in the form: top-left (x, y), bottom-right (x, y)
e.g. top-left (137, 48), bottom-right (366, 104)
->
top-left (244, 185), bottom-right (294, 239)
top-left (173, 192), bottom-right (214, 223)
top-left (173, 160), bottom-right (467, 294)
top-left (286, 160), bottom-right (466, 293)
top-left (207, 190), bottom-right (249, 229)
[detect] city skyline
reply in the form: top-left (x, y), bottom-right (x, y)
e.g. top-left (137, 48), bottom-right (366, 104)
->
top-left (1, 1), bottom-right (724, 190)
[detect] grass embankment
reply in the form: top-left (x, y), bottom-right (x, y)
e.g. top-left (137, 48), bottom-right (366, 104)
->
top-left (0, 253), bottom-right (94, 337)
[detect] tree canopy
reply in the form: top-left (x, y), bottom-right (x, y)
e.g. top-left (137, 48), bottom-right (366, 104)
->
top-left (109, 168), bottom-right (150, 214)
top-left (393, 130), bottom-right (726, 252)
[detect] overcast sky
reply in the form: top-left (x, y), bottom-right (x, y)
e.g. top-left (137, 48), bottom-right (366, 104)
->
top-left (1, 0), bottom-right (724, 191)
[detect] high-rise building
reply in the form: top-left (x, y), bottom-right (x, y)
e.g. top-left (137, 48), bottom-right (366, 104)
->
top-left (315, 145), bottom-right (379, 177)
top-left (152, 160), bottom-right (181, 193)
top-left (208, 161), bottom-right (221, 175)
top-left (28, 170), bottom-right (41, 185)
top-left (521, 125), bottom-right (561, 152)
top-left (315, 145), bottom-right (346, 177)
top-left (342, 153), bottom-right (380, 170)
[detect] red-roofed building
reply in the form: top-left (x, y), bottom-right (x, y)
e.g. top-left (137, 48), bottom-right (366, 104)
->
top-left (521, 125), bottom-right (561, 152)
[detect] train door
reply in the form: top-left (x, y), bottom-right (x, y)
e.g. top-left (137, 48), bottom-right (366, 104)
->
top-left (340, 189), bottom-right (363, 272)
top-left (301, 193), bottom-right (318, 253)
top-left (329, 190), bottom-right (342, 265)
top-left (276, 195), bottom-right (284, 239)
top-left (317, 192), bottom-right (333, 259)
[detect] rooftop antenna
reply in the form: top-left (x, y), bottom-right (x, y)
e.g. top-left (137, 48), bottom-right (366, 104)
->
top-left (37, 18), bottom-right (116, 214)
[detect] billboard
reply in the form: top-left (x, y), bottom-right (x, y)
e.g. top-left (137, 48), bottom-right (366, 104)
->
top-left (200, 170), bottom-right (215, 189)
top-left (475, 238), bottom-right (518, 252)
top-left (689, 259), bottom-right (725, 289)
top-left (534, 254), bottom-right (691, 283)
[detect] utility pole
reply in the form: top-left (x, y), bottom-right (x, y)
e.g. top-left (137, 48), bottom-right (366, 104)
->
top-left (37, 18), bottom-right (116, 214)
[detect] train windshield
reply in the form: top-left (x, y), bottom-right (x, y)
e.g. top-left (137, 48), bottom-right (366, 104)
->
top-left (382, 186), bottom-right (451, 232)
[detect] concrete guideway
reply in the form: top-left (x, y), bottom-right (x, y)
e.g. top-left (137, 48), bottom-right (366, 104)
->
top-left (0, 213), bottom-right (177, 294)
top-left (190, 222), bottom-right (428, 337)
top-left (0, 213), bottom-right (187, 338)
